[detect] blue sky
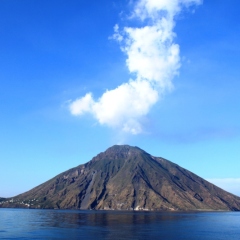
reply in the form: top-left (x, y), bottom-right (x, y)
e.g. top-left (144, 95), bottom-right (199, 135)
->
top-left (0, 0), bottom-right (240, 198)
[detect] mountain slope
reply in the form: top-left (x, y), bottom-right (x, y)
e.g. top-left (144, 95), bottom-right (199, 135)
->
top-left (1, 145), bottom-right (240, 211)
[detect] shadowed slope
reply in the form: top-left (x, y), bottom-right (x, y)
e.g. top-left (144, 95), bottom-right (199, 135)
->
top-left (1, 145), bottom-right (240, 211)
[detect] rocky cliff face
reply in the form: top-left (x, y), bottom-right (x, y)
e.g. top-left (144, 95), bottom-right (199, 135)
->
top-left (1, 145), bottom-right (240, 211)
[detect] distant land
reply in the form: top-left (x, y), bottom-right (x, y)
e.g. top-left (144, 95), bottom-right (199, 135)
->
top-left (1, 145), bottom-right (240, 211)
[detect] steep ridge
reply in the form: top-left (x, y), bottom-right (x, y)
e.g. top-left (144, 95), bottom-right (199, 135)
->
top-left (1, 145), bottom-right (240, 211)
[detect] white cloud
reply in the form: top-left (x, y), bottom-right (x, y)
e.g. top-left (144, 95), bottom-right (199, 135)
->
top-left (69, 0), bottom-right (202, 134)
top-left (70, 79), bottom-right (158, 134)
top-left (207, 178), bottom-right (240, 197)
top-left (69, 93), bottom-right (94, 115)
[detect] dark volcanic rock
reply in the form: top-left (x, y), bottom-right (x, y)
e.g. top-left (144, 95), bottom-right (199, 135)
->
top-left (1, 145), bottom-right (240, 211)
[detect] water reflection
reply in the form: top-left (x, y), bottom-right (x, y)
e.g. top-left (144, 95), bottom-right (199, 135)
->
top-left (0, 209), bottom-right (240, 239)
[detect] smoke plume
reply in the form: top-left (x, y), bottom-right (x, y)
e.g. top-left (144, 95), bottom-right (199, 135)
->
top-left (69, 0), bottom-right (202, 134)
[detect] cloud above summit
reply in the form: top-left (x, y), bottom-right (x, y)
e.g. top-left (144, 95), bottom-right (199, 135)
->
top-left (69, 0), bottom-right (202, 134)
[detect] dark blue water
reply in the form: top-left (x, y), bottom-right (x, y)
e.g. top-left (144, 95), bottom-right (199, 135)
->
top-left (0, 209), bottom-right (240, 239)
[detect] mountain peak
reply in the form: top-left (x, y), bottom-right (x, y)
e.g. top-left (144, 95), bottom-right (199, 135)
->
top-left (105, 145), bottom-right (145, 155)
top-left (92, 145), bottom-right (146, 162)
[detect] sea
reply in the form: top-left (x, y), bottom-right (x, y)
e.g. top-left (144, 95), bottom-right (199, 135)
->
top-left (0, 209), bottom-right (240, 239)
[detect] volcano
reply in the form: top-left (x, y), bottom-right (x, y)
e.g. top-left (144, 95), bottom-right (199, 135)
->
top-left (1, 145), bottom-right (240, 211)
